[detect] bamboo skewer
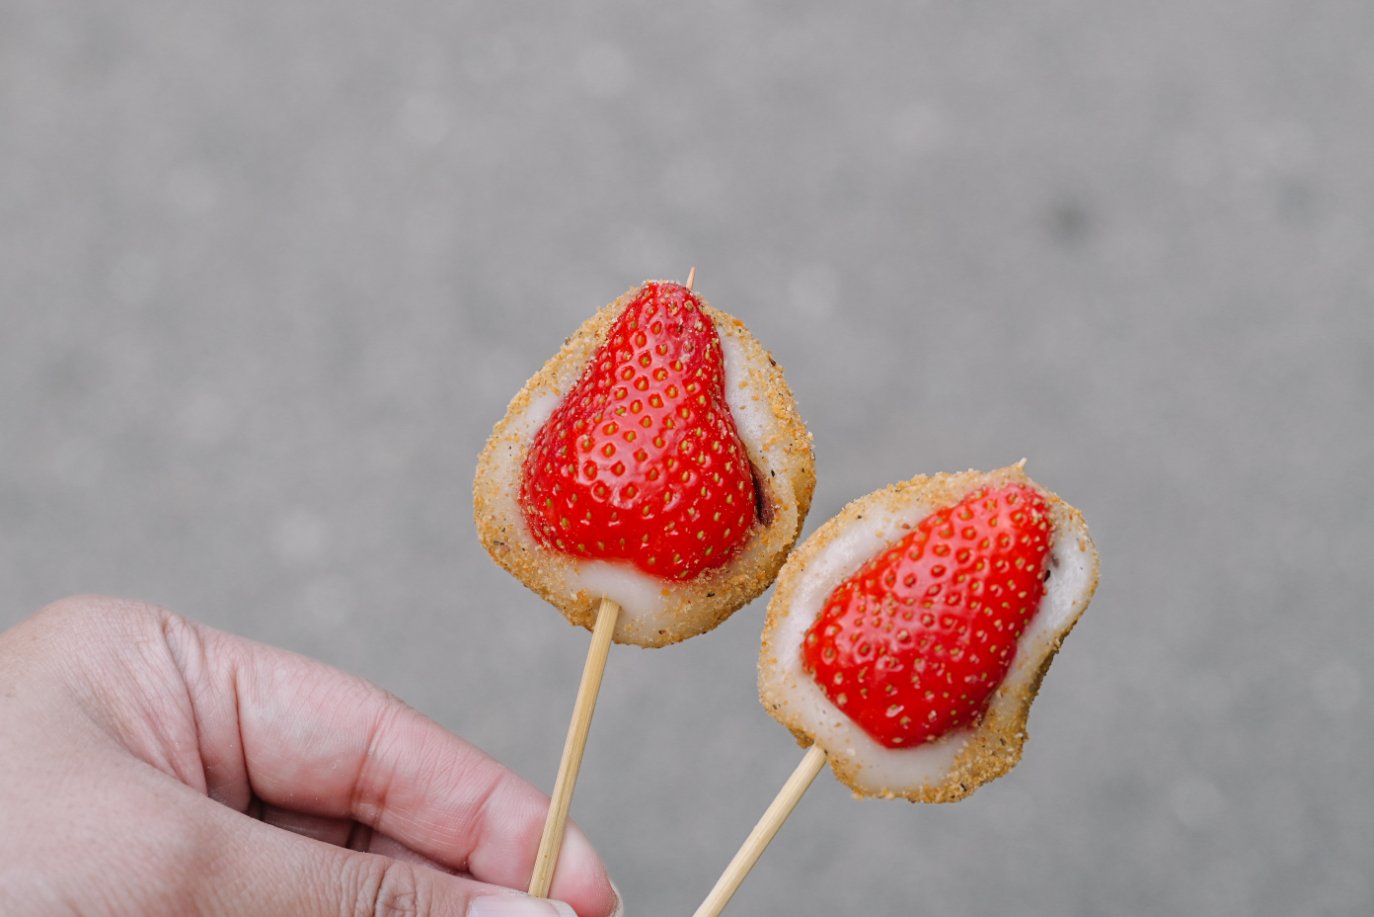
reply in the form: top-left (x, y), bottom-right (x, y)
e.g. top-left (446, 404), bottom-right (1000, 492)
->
top-left (528, 268), bottom-right (698, 898)
top-left (692, 745), bottom-right (828, 917)
top-left (528, 596), bottom-right (622, 897)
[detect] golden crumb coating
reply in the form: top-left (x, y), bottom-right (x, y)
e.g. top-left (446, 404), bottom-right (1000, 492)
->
top-left (475, 282), bottom-right (816, 647)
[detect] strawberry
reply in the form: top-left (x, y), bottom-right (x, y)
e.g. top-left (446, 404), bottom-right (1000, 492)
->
top-left (801, 482), bottom-right (1053, 748)
top-left (518, 281), bottom-right (758, 580)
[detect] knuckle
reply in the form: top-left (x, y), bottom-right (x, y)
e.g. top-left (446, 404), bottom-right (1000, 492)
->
top-left (352, 857), bottom-right (431, 917)
top-left (33, 593), bottom-right (120, 628)
top-left (16, 596), bottom-right (196, 733)
top-left (33, 593), bottom-right (164, 638)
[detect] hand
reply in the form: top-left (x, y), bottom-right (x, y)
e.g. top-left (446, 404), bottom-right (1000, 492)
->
top-left (0, 596), bottom-right (620, 916)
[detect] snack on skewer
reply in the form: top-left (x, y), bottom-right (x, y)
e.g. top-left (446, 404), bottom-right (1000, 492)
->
top-left (759, 462), bottom-right (1098, 800)
top-left (474, 275), bottom-right (814, 899)
top-left (696, 463), bottom-right (1098, 915)
top-left (475, 279), bottom-right (815, 646)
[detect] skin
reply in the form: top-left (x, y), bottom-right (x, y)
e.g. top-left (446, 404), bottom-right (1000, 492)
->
top-left (0, 596), bottom-right (619, 916)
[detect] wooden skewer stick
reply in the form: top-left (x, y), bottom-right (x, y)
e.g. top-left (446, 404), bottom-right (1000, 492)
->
top-left (528, 596), bottom-right (622, 897)
top-left (528, 268), bottom-right (698, 898)
top-left (692, 745), bottom-right (828, 917)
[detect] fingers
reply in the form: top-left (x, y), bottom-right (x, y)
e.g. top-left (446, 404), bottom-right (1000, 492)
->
top-left (3, 598), bottom-right (619, 917)
top-left (258, 804), bottom-right (458, 872)
top-left (166, 613), bottom-right (616, 916)
top-left (201, 796), bottom-right (584, 916)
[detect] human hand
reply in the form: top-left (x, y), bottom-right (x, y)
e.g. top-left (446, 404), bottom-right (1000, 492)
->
top-left (0, 596), bottom-right (620, 916)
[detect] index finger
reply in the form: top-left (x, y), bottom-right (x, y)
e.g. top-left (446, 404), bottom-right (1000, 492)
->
top-left (165, 614), bottom-right (616, 916)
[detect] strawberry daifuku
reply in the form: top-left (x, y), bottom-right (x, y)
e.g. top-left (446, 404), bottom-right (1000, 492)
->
top-left (476, 280), bottom-right (814, 647)
top-left (759, 464), bottom-right (1098, 802)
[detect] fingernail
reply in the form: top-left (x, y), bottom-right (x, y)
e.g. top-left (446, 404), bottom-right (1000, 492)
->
top-left (467, 894), bottom-right (577, 917)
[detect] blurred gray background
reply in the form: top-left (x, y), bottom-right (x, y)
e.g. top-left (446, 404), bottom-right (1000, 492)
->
top-left (3, 1), bottom-right (1371, 914)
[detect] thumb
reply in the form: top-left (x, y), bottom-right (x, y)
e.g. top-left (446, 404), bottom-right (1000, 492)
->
top-left (201, 810), bottom-right (584, 917)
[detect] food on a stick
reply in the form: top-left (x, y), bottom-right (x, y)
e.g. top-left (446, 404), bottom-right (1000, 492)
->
top-left (476, 280), bottom-right (815, 647)
top-left (759, 463), bottom-right (1098, 802)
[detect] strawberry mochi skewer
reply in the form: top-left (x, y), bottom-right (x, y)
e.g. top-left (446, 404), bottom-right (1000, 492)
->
top-left (694, 464), bottom-right (1099, 916)
top-left (474, 273), bottom-right (814, 896)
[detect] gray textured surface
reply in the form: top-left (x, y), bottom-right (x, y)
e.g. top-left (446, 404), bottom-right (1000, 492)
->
top-left (3, 1), bottom-right (1372, 914)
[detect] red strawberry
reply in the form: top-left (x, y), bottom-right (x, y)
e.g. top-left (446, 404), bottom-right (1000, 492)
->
top-left (518, 281), bottom-right (758, 580)
top-left (801, 482), bottom-right (1052, 748)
